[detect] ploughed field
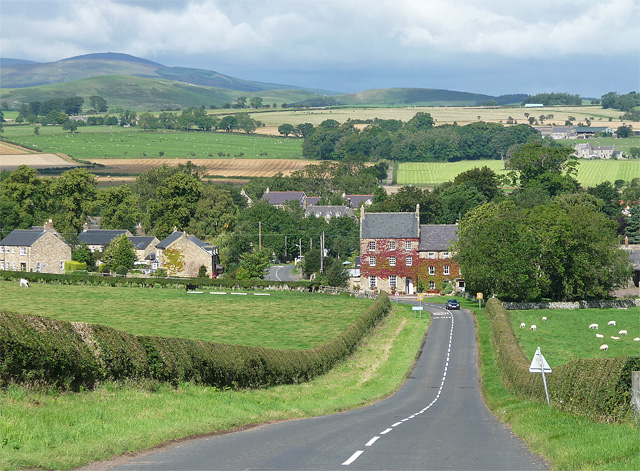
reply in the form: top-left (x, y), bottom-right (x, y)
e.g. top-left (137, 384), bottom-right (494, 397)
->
top-left (0, 282), bottom-right (373, 349)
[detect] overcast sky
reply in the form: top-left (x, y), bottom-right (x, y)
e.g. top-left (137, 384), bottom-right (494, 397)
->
top-left (1, 0), bottom-right (638, 97)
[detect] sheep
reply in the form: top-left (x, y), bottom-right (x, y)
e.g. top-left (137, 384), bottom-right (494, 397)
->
top-left (596, 333), bottom-right (604, 338)
top-left (530, 325), bottom-right (536, 331)
top-left (520, 322), bottom-right (526, 328)
top-left (634, 338), bottom-right (640, 342)
top-left (611, 336), bottom-right (620, 340)
top-left (588, 323), bottom-right (598, 330)
top-left (618, 330), bottom-right (628, 335)
top-left (608, 321), bottom-right (616, 326)
top-left (19, 278), bottom-right (29, 288)
top-left (600, 344), bottom-right (608, 351)
top-left (542, 317), bottom-right (547, 322)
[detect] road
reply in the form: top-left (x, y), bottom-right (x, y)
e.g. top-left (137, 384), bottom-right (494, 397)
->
top-left (107, 302), bottom-right (547, 470)
top-left (264, 264), bottom-right (301, 282)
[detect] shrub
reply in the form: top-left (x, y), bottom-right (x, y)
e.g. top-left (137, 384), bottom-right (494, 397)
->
top-left (115, 266), bottom-right (128, 276)
top-left (65, 260), bottom-right (87, 272)
top-left (198, 265), bottom-right (208, 278)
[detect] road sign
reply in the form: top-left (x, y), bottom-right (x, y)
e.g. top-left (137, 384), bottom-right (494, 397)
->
top-left (417, 294), bottom-right (424, 301)
top-left (476, 292), bottom-right (483, 299)
top-left (412, 306), bottom-right (424, 318)
top-left (529, 347), bottom-right (552, 373)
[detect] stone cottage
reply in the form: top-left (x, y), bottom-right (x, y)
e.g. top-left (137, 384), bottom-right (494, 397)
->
top-left (0, 222), bottom-right (71, 273)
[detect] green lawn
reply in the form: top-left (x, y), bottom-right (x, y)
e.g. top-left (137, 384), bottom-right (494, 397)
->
top-left (1, 124), bottom-right (303, 160)
top-left (0, 282), bottom-right (372, 349)
top-left (508, 307), bottom-right (640, 366)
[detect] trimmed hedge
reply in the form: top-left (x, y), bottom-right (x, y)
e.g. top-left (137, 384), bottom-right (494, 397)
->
top-left (0, 270), bottom-right (320, 291)
top-left (0, 292), bottom-right (391, 391)
top-left (485, 298), bottom-right (640, 421)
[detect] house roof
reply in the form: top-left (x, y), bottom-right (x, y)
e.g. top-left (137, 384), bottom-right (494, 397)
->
top-left (129, 236), bottom-right (157, 250)
top-left (79, 229), bottom-right (130, 246)
top-left (306, 205), bottom-right (349, 218)
top-left (156, 231), bottom-right (183, 249)
top-left (419, 225), bottom-right (459, 251)
top-left (0, 229), bottom-right (46, 246)
top-left (304, 196), bottom-right (322, 206)
top-left (262, 191), bottom-right (306, 206)
top-left (627, 248), bottom-right (640, 270)
top-left (346, 194), bottom-right (374, 207)
top-left (361, 212), bottom-right (419, 239)
top-left (574, 126), bottom-right (611, 133)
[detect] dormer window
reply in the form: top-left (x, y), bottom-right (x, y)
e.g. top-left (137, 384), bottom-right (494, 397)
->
top-left (428, 252), bottom-right (436, 259)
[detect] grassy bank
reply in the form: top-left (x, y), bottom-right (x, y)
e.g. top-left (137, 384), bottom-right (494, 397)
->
top-left (0, 302), bottom-right (425, 470)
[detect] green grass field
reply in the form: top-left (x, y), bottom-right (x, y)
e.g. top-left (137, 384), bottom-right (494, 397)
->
top-left (0, 282), bottom-right (372, 349)
top-left (398, 159), bottom-right (640, 187)
top-left (1, 125), bottom-right (303, 160)
top-left (508, 307), bottom-right (640, 366)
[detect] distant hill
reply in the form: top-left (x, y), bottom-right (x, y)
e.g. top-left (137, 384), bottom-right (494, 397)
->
top-left (336, 89), bottom-right (527, 107)
top-left (0, 58), bottom-right (41, 67)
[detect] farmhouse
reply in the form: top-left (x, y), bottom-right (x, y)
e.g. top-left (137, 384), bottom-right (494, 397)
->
top-left (574, 142), bottom-right (620, 159)
top-left (78, 229), bottom-right (133, 253)
top-left (129, 236), bottom-right (160, 269)
top-left (156, 231), bottom-right (222, 278)
top-left (359, 206), bottom-right (462, 295)
top-left (262, 189), bottom-right (306, 208)
top-left (305, 205), bottom-right (354, 221)
top-left (0, 223), bottom-right (71, 273)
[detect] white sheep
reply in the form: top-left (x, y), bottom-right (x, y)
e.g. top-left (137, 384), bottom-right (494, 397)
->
top-left (530, 325), bottom-right (536, 331)
top-left (608, 321), bottom-right (616, 326)
top-left (600, 344), bottom-right (608, 351)
top-left (589, 323), bottom-right (598, 330)
top-left (618, 330), bottom-right (628, 335)
top-left (520, 323), bottom-right (526, 328)
top-left (634, 338), bottom-right (640, 342)
top-left (542, 317), bottom-right (547, 322)
top-left (596, 333), bottom-right (604, 338)
top-left (611, 336), bottom-right (620, 340)
top-left (19, 278), bottom-right (29, 288)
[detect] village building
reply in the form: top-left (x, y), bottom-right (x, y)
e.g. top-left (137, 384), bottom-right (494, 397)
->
top-left (574, 142), bottom-right (621, 159)
top-left (155, 231), bottom-right (221, 278)
top-left (78, 229), bottom-right (133, 253)
top-left (0, 221), bottom-right (71, 273)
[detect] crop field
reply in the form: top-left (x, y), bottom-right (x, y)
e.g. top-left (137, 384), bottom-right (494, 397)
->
top-left (398, 159), bottom-right (640, 187)
top-left (1, 125), bottom-right (304, 160)
top-left (0, 282), bottom-right (373, 349)
top-left (509, 307), bottom-right (640, 367)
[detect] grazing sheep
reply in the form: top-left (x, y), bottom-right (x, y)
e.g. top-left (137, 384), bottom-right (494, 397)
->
top-left (596, 333), bottom-right (604, 338)
top-left (611, 336), bottom-right (620, 340)
top-left (19, 278), bottom-right (29, 288)
top-left (520, 323), bottom-right (526, 328)
top-left (634, 338), bottom-right (640, 342)
top-left (600, 344), bottom-right (608, 351)
top-left (542, 317), bottom-right (547, 322)
top-left (618, 330), bottom-right (628, 335)
top-left (530, 325), bottom-right (536, 331)
top-left (608, 321), bottom-right (616, 326)
top-left (589, 323), bottom-right (598, 330)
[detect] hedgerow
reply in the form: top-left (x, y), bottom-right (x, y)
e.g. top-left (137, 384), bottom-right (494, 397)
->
top-left (0, 292), bottom-right (391, 391)
top-left (485, 298), bottom-right (640, 421)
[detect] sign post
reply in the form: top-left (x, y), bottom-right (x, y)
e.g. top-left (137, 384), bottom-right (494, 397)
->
top-left (529, 346), bottom-right (552, 405)
top-left (476, 292), bottom-right (483, 309)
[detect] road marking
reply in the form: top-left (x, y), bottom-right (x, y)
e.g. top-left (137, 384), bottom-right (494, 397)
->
top-left (342, 451), bottom-right (364, 466)
top-left (392, 421), bottom-right (402, 426)
top-left (365, 436), bottom-right (380, 447)
top-left (380, 428), bottom-right (393, 435)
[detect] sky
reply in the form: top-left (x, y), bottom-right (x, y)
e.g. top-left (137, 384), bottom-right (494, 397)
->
top-left (1, 0), bottom-right (639, 97)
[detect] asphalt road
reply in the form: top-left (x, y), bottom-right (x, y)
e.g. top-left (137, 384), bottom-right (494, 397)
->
top-left (107, 303), bottom-right (547, 470)
top-left (265, 264), bottom-right (300, 282)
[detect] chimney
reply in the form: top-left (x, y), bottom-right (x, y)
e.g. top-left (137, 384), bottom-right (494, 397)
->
top-left (416, 204), bottom-right (420, 219)
top-left (625, 235), bottom-right (629, 248)
top-left (136, 223), bottom-right (144, 236)
top-left (44, 219), bottom-right (55, 232)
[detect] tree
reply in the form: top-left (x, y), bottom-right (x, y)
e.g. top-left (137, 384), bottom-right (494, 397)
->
top-left (0, 165), bottom-right (50, 236)
top-left (187, 184), bottom-right (238, 239)
top-left (453, 166), bottom-right (500, 200)
top-left (295, 123), bottom-right (314, 138)
top-left (99, 185), bottom-right (141, 233)
top-left (89, 96), bottom-right (108, 113)
top-left (138, 113), bottom-right (159, 131)
top-left (102, 234), bottom-right (136, 272)
top-left (506, 142), bottom-right (577, 187)
top-left (236, 249), bottom-right (270, 280)
top-left (235, 97), bottom-right (247, 109)
top-left (236, 113), bottom-right (258, 134)
top-left (625, 205), bottom-right (640, 243)
top-left (249, 97), bottom-right (263, 109)
top-left (219, 115), bottom-right (238, 133)
top-left (616, 125), bottom-right (632, 138)
top-left (72, 242), bottom-right (96, 271)
top-left (278, 123), bottom-right (295, 136)
top-left (323, 257), bottom-right (349, 287)
top-left (145, 172), bottom-right (202, 237)
top-left (62, 120), bottom-right (79, 133)
top-left (62, 96), bottom-right (84, 115)
top-left (163, 247), bottom-right (185, 276)
top-left (405, 112), bottom-right (434, 131)
top-left (49, 168), bottom-right (97, 235)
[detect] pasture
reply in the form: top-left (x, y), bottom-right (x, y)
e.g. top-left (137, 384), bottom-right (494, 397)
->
top-left (1, 124), bottom-right (304, 160)
top-left (0, 282), bottom-right (373, 349)
top-left (509, 306), bottom-right (640, 366)
top-left (398, 159), bottom-right (640, 187)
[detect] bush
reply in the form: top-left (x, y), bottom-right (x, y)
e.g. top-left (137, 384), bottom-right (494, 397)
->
top-left (115, 266), bottom-right (128, 276)
top-left (198, 265), bottom-right (208, 278)
top-left (65, 260), bottom-right (87, 272)
top-left (98, 264), bottom-right (110, 274)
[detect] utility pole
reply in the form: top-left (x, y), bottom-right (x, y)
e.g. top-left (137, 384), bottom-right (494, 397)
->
top-left (320, 231), bottom-right (325, 273)
top-left (259, 221), bottom-right (262, 251)
top-left (310, 237), bottom-right (312, 250)
top-left (285, 235), bottom-right (287, 260)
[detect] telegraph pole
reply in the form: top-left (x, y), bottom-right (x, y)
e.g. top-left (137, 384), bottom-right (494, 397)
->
top-left (320, 231), bottom-right (324, 273)
top-left (259, 221), bottom-right (262, 251)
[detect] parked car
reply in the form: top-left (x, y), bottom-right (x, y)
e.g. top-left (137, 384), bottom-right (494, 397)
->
top-left (446, 299), bottom-right (460, 310)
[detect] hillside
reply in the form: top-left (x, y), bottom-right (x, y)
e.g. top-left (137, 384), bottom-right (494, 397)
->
top-left (337, 88), bottom-right (527, 107)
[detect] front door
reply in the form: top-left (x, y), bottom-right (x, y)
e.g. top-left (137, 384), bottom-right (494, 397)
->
top-left (406, 277), bottom-right (414, 295)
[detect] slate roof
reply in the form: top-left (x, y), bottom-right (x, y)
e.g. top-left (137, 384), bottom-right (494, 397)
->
top-left (346, 194), bottom-right (374, 208)
top-left (0, 229), bottom-right (46, 246)
top-left (419, 225), bottom-right (459, 251)
top-left (304, 196), bottom-right (322, 206)
top-left (262, 191), bottom-right (305, 206)
top-left (361, 212), bottom-right (419, 239)
top-left (79, 229), bottom-right (130, 246)
top-left (128, 236), bottom-right (156, 250)
top-left (627, 248), bottom-right (640, 270)
top-left (156, 231), bottom-right (183, 249)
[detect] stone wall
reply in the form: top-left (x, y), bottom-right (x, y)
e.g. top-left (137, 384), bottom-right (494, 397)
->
top-left (502, 299), bottom-right (640, 310)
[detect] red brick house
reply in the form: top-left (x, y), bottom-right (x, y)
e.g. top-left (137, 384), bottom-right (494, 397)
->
top-left (359, 206), bottom-right (463, 294)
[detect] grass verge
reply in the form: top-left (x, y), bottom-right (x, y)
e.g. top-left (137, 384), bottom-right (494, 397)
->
top-left (0, 302), bottom-right (426, 470)
top-left (468, 299), bottom-right (640, 470)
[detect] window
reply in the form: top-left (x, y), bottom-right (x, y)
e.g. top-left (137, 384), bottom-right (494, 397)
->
top-left (428, 252), bottom-right (435, 259)
top-left (20, 247), bottom-right (27, 256)
top-left (20, 262), bottom-right (26, 271)
top-left (428, 281), bottom-right (436, 290)
top-left (443, 252), bottom-right (450, 259)
top-left (369, 256), bottom-right (376, 266)
top-left (0, 262), bottom-right (4, 270)
top-left (11, 247), bottom-right (15, 253)
top-left (0, 246), bottom-right (3, 253)
top-left (406, 256), bottom-right (413, 266)
top-left (12, 262), bottom-right (16, 270)
top-left (369, 276), bottom-right (377, 289)
top-left (389, 240), bottom-right (396, 250)
top-left (389, 275), bottom-right (397, 289)
top-left (60, 261), bottom-right (65, 270)
top-left (405, 241), bottom-right (412, 250)
top-left (429, 265), bottom-right (435, 275)
top-left (389, 256), bottom-right (396, 267)
top-left (443, 265), bottom-right (450, 275)
top-left (368, 241), bottom-right (375, 251)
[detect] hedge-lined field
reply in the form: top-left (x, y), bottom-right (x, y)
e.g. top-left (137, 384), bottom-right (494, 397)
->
top-left (0, 281), bottom-right (370, 349)
top-left (509, 307), bottom-right (640, 366)
top-left (485, 298), bottom-right (639, 421)
top-left (0, 291), bottom-right (391, 390)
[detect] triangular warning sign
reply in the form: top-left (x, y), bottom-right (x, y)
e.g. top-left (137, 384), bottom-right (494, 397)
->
top-left (529, 346), bottom-right (552, 373)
